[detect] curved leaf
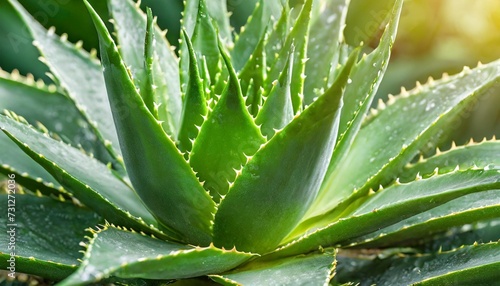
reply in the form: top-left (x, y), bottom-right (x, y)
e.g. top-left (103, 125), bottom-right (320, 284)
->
top-left (85, 2), bottom-right (215, 245)
top-left (59, 226), bottom-right (255, 286)
top-left (213, 52), bottom-right (355, 254)
top-left (255, 51), bottom-right (294, 139)
top-left (231, 0), bottom-right (283, 71)
top-left (305, 0), bottom-right (402, 225)
top-left (267, 0), bottom-right (313, 113)
top-left (303, 0), bottom-right (349, 104)
top-left (0, 133), bottom-right (62, 197)
top-left (362, 242), bottom-right (500, 285)
top-left (177, 29), bottom-right (208, 153)
top-left (0, 71), bottom-right (103, 157)
top-left (345, 189), bottom-right (500, 248)
top-left (308, 59), bottom-right (500, 223)
top-left (211, 251), bottom-right (336, 286)
top-left (9, 0), bottom-right (122, 165)
top-left (0, 195), bottom-right (101, 281)
top-left (400, 139), bottom-right (500, 182)
top-left (108, 0), bottom-right (182, 138)
top-left (0, 115), bottom-right (170, 240)
top-left (270, 168), bottom-right (500, 258)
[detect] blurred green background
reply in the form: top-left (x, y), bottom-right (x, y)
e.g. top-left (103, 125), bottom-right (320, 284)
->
top-left (1, 0), bottom-right (499, 142)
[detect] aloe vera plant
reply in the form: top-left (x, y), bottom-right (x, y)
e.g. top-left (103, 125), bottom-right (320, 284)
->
top-left (1, 0), bottom-right (500, 284)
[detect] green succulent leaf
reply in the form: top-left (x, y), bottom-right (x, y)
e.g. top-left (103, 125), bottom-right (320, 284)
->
top-left (0, 195), bottom-right (102, 281)
top-left (239, 29), bottom-right (267, 117)
top-left (213, 52), bottom-right (356, 254)
top-left (267, 0), bottom-right (312, 113)
top-left (309, 60), bottom-right (500, 224)
top-left (183, 0), bottom-right (222, 86)
top-left (210, 250), bottom-right (336, 286)
top-left (344, 189), bottom-right (500, 248)
top-left (303, 0), bottom-right (349, 104)
top-left (0, 71), bottom-right (105, 158)
top-left (0, 115), bottom-right (171, 239)
top-left (0, 133), bottom-right (63, 198)
top-left (9, 0), bottom-right (123, 166)
top-left (255, 50), bottom-right (294, 139)
top-left (271, 168), bottom-right (500, 258)
top-left (301, 0), bottom-right (402, 228)
top-left (400, 139), bottom-right (500, 182)
top-left (59, 226), bottom-right (255, 286)
top-left (108, 0), bottom-right (182, 139)
top-left (231, 0), bottom-right (283, 71)
top-left (189, 41), bottom-right (265, 202)
top-left (360, 242), bottom-right (500, 285)
top-left (85, 1), bottom-right (216, 245)
top-left (265, 4), bottom-right (290, 71)
top-left (177, 29), bottom-right (208, 153)
top-left (181, 0), bottom-right (232, 46)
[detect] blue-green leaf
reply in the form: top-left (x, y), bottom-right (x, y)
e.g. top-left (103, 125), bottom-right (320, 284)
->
top-left (0, 115), bottom-right (169, 240)
top-left (0, 195), bottom-right (102, 281)
top-left (108, 0), bottom-right (182, 139)
top-left (59, 226), bottom-right (255, 286)
top-left (211, 251), bottom-right (336, 286)
top-left (303, 0), bottom-right (349, 104)
top-left (10, 0), bottom-right (122, 164)
top-left (85, 1), bottom-right (216, 245)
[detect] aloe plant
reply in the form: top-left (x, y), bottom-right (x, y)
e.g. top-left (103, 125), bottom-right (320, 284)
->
top-left (1, 0), bottom-right (499, 284)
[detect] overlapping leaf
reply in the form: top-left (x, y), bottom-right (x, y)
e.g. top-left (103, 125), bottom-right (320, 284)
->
top-left (271, 168), bottom-right (500, 258)
top-left (307, 60), bottom-right (500, 226)
top-left (0, 195), bottom-right (101, 281)
top-left (59, 226), bottom-right (255, 286)
top-left (211, 251), bottom-right (336, 286)
top-left (189, 42), bottom-right (265, 202)
top-left (0, 115), bottom-right (170, 239)
top-left (213, 52), bottom-right (356, 253)
top-left (10, 0), bottom-right (122, 166)
top-left (85, 2), bottom-right (215, 245)
top-left (358, 242), bottom-right (500, 285)
top-left (109, 0), bottom-right (182, 138)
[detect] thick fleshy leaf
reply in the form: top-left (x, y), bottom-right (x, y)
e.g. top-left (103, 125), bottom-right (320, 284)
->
top-left (189, 41), bottom-right (265, 202)
top-left (59, 226), bottom-right (255, 286)
top-left (213, 53), bottom-right (356, 254)
top-left (345, 189), bottom-right (500, 248)
top-left (255, 51), bottom-right (294, 139)
top-left (231, 0), bottom-right (283, 71)
top-left (10, 0), bottom-right (122, 162)
top-left (0, 71), bottom-right (104, 157)
top-left (267, 0), bottom-right (312, 113)
top-left (85, 2), bottom-right (215, 245)
top-left (265, 5), bottom-right (290, 70)
top-left (271, 168), bottom-right (500, 258)
top-left (400, 139), bottom-right (500, 182)
top-left (108, 0), bottom-right (182, 138)
top-left (302, 0), bottom-right (402, 226)
top-left (181, 0), bottom-right (221, 87)
top-left (0, 195), bottom-right (101, 281)
top-left (359, 242), bottom-right (500, 285)
top-left (308, 60), bottom-right (500, 223)
top-left (211, 251), bottom-right (336, 286)
top-left (0, 133), bottom-right (63, 198)
top-left (0, 116), bottom-right (171, 239)
top-left (177, 29), bottom-right (207, 153)
top-left (303, 0), bottom-right (349, 104)
top-left (181, 0), bottom-right (232, 46)
top-left (239, 30), bottom-right (267, 117)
